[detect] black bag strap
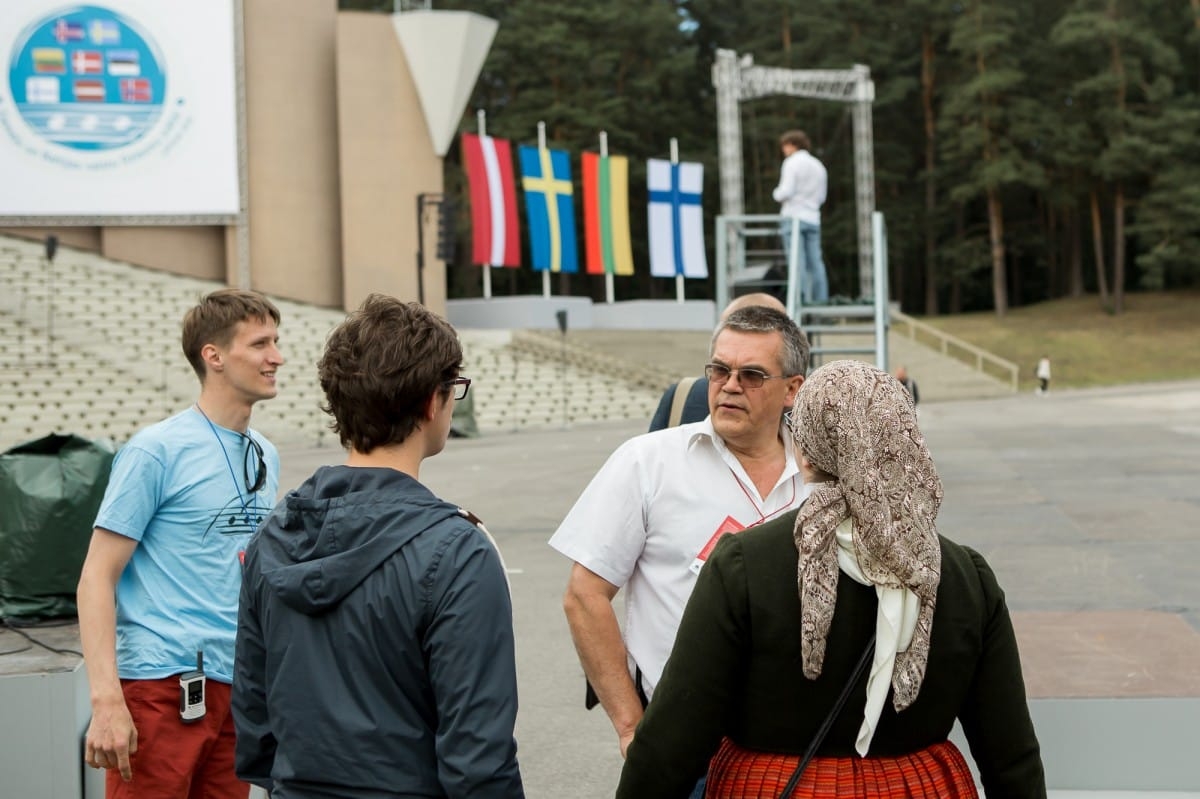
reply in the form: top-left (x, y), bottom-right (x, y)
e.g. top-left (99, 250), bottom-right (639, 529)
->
top-left (778, 633), bottom-right (877, 798)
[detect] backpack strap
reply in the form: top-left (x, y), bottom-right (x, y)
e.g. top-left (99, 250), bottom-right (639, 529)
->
top-left (667, 376), bottom-right (699, 428)
top-left (458, 508), bottom-right (512, 590)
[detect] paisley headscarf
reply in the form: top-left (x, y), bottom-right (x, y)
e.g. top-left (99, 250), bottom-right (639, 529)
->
top-left (791, 360), bottom-right (942, 711)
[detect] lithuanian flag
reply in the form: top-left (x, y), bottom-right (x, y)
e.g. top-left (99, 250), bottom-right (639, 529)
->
top-left (32, 48), bottom-right (66, 74)
top-left (582, 152), bottom-right (635, 276)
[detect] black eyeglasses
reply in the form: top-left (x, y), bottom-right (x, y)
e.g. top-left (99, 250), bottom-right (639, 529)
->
top-left (704, 363), bottom-right (789, 389)
top-left (445, 377), bottom-right (472, 401)
top-left (243, 434), bottom-right (266, 494)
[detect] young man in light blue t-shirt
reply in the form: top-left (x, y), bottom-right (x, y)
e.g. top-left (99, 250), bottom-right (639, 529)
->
top-left (77, 289), bottom-right (285, 798)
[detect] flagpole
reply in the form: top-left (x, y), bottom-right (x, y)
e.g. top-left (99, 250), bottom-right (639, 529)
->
top-left (670, 137), bottom-right (684, 304)
top-left (476, 109), bottom-right (494, 301)
top-left (538, 121), bottom-right (551, 299)
top-left (600, 131), bottom-right (614, 305)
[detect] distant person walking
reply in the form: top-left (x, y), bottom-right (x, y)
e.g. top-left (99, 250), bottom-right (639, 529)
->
top-left (1036, 356), bottom-right (1051, 395)
top-left (896, 365), bottom-right (919, 407)
top-left (773, 129), bottom-right (828, 304)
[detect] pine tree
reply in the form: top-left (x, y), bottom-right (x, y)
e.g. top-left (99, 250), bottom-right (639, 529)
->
top-left (941, 0), bottom-right (1046, 316)
top-left (1052, 0), bottom-right (1188, 311)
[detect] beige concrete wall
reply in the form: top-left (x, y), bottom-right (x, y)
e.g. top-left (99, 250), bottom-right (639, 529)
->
top-left (100, 227), bottom-right (226, 281)
top-left (0, 227), bottom-right (102, 252)
top-left (0, 225), bottom-right (229, 281)
top-left (336, 12), bottom-right (446, 316)
top-left (244, 0), bottom-right (343, 309)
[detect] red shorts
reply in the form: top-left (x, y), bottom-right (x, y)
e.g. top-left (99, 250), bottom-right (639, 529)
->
top-left (106, 677), bottom-right (250, 799)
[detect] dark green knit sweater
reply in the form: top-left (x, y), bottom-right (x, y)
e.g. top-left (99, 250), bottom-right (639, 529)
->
top-left (617, 508), bottom-right (1046, 798)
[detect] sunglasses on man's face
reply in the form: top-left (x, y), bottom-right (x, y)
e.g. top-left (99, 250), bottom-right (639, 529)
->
top-left (704, 363), bottom-right (789, 389)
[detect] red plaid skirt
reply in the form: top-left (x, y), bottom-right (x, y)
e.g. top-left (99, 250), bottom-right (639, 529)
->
top-left (705, 737), bottom-right (979, 798)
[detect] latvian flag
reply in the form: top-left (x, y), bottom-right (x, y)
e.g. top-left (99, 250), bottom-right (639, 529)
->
top-left (73, 79), bottom-right (105, 103)
top-left (461, 133), bottom-right (520, 267)
top-left (581, 152), bottom-right (635, 276)
top-left (647, 158), bottom-right (708, 278)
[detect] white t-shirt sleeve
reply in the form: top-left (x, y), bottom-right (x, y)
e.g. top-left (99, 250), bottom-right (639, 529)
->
top-left (548, 440), bottom-right (648, 588)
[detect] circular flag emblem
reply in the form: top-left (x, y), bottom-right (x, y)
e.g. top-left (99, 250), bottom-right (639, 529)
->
top-left (7, 5), bottom-right (167, 151)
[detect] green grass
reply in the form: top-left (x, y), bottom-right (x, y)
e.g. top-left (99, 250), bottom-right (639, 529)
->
top-left (920, 291), bottom-right (1200, 389)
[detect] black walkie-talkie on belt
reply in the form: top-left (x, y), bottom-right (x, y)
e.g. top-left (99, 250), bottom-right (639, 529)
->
top-left (179, 650), bottom-right (206, 723)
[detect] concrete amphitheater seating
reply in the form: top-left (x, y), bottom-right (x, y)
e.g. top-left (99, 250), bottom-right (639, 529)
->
top-left (0, 235), bottom-right (662, 448)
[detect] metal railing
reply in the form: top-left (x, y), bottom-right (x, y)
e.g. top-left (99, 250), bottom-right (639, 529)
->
top-left (890, 310), bottom-right (1018, 392)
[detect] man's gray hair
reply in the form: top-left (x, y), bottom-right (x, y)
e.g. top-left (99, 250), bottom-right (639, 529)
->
top-left (711, 306), bottom-right (810, 377)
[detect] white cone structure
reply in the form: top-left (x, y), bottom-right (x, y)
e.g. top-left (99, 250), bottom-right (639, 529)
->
top-left (392, 10), bottom-right (498, 157)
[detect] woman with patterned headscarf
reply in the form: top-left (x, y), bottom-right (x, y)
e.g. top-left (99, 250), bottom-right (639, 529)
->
top-left (617, 360), bottom-right (1045, 798)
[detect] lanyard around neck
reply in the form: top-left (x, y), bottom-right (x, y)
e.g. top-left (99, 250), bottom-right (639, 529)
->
top-left (194, 405), bottom-right (257, 515)
top-left (727, 465), bottom-right (796, 527)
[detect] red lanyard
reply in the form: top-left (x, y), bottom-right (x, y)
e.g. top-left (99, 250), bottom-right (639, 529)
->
top-left (728, 466), bottom-right (797, 527)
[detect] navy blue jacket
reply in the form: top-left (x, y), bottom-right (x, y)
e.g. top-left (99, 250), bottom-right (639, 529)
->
top-left (233, 466), bottom-right (524, 799)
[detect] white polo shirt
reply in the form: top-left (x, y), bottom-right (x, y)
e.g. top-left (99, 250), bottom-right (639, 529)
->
top-left (549, 417), bottom-right (806, 699)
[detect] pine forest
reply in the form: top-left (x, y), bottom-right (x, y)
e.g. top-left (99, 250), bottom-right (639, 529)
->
top-left (341, 0), bottom-right (1200, 316)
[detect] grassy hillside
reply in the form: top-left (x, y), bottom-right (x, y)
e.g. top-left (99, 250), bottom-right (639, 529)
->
top-left (922, 292), bottom-right (1200, 389)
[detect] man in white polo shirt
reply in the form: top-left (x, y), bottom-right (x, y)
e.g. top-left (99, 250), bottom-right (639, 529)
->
top-left (550, 306), bottom-right (810, 769)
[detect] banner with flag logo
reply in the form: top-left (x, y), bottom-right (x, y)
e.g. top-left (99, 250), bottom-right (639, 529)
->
top-left (0, 1), bottom-right (240, 217)
top-left (461, 132), bottom-right (520, 267)
top-left (519, 145), bottom-right (578, 273)
top-left (582, 152), bottom-right (634, 276)
top-left (647, 158), bottom-right (707, 278)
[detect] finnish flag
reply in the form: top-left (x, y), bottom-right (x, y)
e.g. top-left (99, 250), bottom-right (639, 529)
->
top-left (647, 158), bottom-right (707, 279)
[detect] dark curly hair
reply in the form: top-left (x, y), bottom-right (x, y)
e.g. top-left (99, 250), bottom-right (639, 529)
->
top-left (318, 294), bottom-right (462, 453)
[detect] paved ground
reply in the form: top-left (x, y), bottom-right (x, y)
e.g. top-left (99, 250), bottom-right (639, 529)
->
top-left (276, 378), bottom-right (1200, 796)
top-left (4, 378), bottom-right (1198, 796)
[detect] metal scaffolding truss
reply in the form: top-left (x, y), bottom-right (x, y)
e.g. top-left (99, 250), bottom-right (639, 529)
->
top-left (712, 50), bottom-right (877, 295)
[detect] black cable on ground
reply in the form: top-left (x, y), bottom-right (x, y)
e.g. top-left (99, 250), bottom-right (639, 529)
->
top-left (0, 618), bottom-right (83, 657)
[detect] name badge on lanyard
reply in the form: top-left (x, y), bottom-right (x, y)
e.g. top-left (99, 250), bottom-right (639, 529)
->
top-left (690, 515), bottom-right (746, 575)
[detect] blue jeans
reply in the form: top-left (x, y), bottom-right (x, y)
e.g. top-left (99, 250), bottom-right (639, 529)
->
top-left (689, 775), bottom-right (707, 799)
top-left (781, 219), bottom-right (829, 304)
